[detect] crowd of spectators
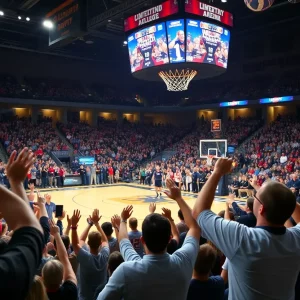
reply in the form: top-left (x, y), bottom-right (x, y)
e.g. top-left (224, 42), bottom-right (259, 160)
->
top-left (0, 116), bottom-right (69, 155)
top-left (24, 77), bottom-right (88, 102)
top-left (0, 74), bottom-right (20, 98)
top-left (231, 114), bottom-right (300, 200)
top-left (1, 148), bottom-right (300, 300)
top-left (58, 118), bottom-right (191, 177)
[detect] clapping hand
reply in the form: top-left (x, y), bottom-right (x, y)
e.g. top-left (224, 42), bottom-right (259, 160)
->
top-left (49, 219), bottom-right (60, 236)
top-left (6, 148), bottom-right (35, 183)
top-left (162, 207), bottom-right (173, 221)
top-left (249, 175), bottom-right (259, 190)
top-left (71, 209), bottom-right (81, 227)
top-left (36, 191), bottom-right (45, 206)
top-left (149, 202), bottom-right (156, 214)
top-left (33, 191), bottom-right (45, 213)
top-left (66, 214), bottom-right (72, 228)
top-left (164, 179), bottom-right (182, 201)
top-left (111, 214), bottom-right (121, 229)
top-left (214, 158), bottom-right (233, 176)
top-left (121, 205), bottom-right (133, 221)
top-left (226, 193), bottom-right (235, 206)
top-left (90, 209), bottom-right (101, 224)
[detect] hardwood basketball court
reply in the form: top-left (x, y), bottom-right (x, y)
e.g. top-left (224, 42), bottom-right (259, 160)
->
top-left (42, 184), bottom-right (245, 232)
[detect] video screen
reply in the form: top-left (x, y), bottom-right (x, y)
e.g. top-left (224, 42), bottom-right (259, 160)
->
top-left (127, 23), bottom-right (169, 73)
top-left (166, 19), bottom-right (185, 63)
top-left (186, 19), bottom-right (230, 68)
top-left (78, 157), bottom-right (95, 165)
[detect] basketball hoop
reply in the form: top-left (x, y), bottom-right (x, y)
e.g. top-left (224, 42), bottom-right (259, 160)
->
top-left (158, 69), bottom-right (197, 92)
top-left (207, 155), bottom-right (214, 166)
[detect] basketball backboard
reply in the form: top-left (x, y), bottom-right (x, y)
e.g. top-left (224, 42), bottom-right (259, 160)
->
top-left (199, 139), bottom-right (227, 158)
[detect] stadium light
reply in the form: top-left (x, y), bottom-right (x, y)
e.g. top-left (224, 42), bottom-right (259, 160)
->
top-left (0, 11), bottom-right (4, 16)
top-left (26, 17), bottom-right (30, 21)
top-left (18, 16), bottom-right (22, 20)
top-left (43, 20), bottom-right (53, 29)
top-left (221, 0), bottom-right (227, 2)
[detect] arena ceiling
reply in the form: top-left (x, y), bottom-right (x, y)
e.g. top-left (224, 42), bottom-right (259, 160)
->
top-left (0, 0), bottom-right (299, 62)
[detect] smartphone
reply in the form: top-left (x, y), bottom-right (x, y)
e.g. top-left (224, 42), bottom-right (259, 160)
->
top-left (55, 205), bottom-right (64, 218)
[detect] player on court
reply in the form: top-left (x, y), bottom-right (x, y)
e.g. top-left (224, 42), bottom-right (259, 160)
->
top-left (152, 165), bottom-right (163, 198)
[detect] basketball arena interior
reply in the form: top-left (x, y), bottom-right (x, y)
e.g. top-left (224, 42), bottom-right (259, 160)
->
top-left (1, 0), bottom-right (300, 299)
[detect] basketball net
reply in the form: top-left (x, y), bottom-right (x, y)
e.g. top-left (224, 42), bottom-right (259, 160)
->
top-left (207, 155), bottom-right (214, 166)
top-left (158, 69), bottom-right (197, 92)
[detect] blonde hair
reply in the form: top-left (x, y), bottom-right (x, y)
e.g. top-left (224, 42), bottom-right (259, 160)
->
top-left (42, 260), bottom-right (63, 290)
top-left (26, 276), bottom-right (48, 300)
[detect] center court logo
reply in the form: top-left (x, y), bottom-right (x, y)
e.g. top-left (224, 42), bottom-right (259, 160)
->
top-left (109, 195), bottom-right (174, 204)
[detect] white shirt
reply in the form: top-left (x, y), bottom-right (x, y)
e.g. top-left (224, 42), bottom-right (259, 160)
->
top-left (280, 155), bottom-right (288, 164)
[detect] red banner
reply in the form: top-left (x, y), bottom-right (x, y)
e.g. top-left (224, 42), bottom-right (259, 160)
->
top-left (124, 0), bottom-right (178, 32)
top-left (185, 0), bottom-right (233, 27)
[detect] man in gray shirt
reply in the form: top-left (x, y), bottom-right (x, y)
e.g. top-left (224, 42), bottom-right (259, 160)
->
top-left (193, 158), bottom-right (300, 300)
top-left (98, 179), bottom-right (200, 300)
top-left (71, 209), bottom-right (109, 300)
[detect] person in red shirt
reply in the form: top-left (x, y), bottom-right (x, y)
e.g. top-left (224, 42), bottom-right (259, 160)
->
top-left (59, 167), bottom-right (65, 188)
top-left (108, 165), bottom-right (114, 184)
top-left (48, 166), bottom-right (55, 188)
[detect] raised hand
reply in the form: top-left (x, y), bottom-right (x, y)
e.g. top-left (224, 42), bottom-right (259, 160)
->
top-left (49, 219), bottom-right (60, 236)
top-left (249, 175), bottom-right (259, 190)
top-left (71, 209), bottom-right (81, 226)
top-left (66, 214), bottom-right (72, 228)
top-left (214, 158), bottom-right (233, 176)
top-left (226, 193), bottom-right (235, 205)
top-left (36, 191), bottom-right (45, 206)
top-left (149, 202), bottom-right (156, 214)
top-left (162, 207), bottom-right (173, 221)
top-left (6, 148), bottom-right (35, 183)
top-left (121, 205), bottom-right (133, 221)
top-left (111, 214), bottom-right (121, 229)
top-left (29, 183), bottom-right (35, 192)
top-left (164, 178), bottom-right (182, 201)
top-left (90, 209), bottom-right (101, 224)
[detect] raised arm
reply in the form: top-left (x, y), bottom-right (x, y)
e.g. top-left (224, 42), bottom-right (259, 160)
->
top-left (71, 209), bottom-right (81, 255)
top-left (0, 185), bottom-right (44, 299)
top-left (292, 203), bottom-right (300, 224)
top-left (192, 158), bottom-right (232, 219)
top-left (224, 202), bottom-right (231, 221)
top-left (118, 206), bottom-right (133, 242)
top-left (248, 175), bottom-right (260, 192)
top-left (6, 148), bottom-right (35, 204)
top-left (79, 217), bottom-right (93, 244)
top-left (91, 209), bottom-right (109, 247)
top-left (162, 207), bottom-right (180, 244)
top-left (111, 214), bottom-right (121, 240)
top-left (64, 214), bottom-right (72, 236)
top-left (49, 219), bottom-right (77, 285)
top-left (165, 179), bottom-right (200, 240)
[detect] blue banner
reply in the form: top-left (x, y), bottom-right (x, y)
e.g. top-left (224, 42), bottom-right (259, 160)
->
top-left (219, 100), bottom-right (248, 107)
top-left (259, 96), bottom-right (293, 104)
